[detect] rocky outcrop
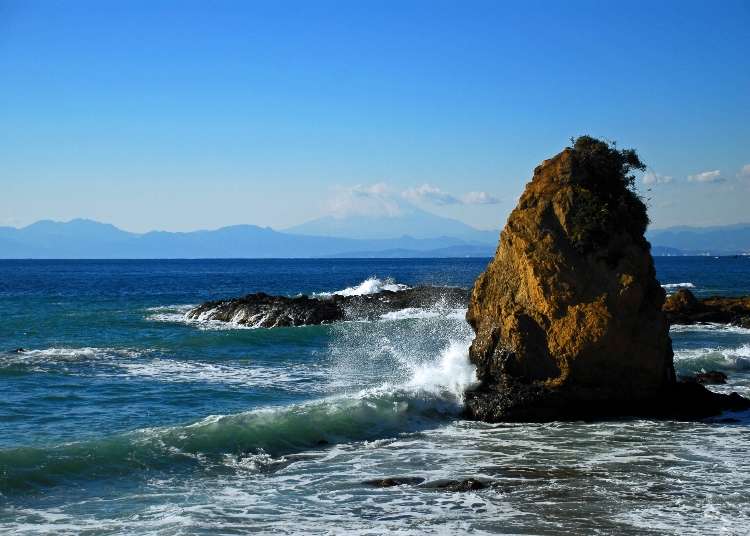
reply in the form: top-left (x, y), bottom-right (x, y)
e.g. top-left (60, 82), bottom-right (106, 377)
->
top-left (187, 293), bottom-right (343, 327)
top-left (664, 289), bottom-right (750, 328)
top-left (186, 286), bottom-right (469, 328)
top-left (464, 137), bottom-right (750, 421)
top-left (679, 371), bottom-right (728, 385)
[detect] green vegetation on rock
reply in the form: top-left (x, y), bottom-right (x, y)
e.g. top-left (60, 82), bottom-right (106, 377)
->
top-left (567, 136), bottom-right (648, 254)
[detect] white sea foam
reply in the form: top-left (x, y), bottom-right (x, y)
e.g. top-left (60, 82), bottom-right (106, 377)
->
top-left (670, 322), bottom-right (750, 335)
top-left (661, 281), bottom-right (695, 294)
top-left (1, 347), bottom-right (144, 364)
top-left (115, 359), bottom-right (326, 391)
top-left (315, 277), bottom-right (410, 298)
top-left (662, 282), bottom-right (695, 289)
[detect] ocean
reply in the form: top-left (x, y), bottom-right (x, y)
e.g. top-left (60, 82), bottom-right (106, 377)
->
top-left (1, 257), bottom-right (749, 535)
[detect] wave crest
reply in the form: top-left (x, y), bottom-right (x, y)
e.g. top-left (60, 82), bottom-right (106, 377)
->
top-left (0, 339), bottom-right (476, 494)
top-left (314, 277), bottom-right (410, 298)
top-left (674, 343), bottom-right (750, 373)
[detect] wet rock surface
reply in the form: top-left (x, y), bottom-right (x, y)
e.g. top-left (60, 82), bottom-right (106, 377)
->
top-left (363, 477), bottom-right (426, 488)
top-left (664, 289), bottom-right (750, 329)
top-left (421, 478), bottom-right (490, 491)
top-left (464, 137), bottom-right (750, 422)
top-left (186, 286), bottom-right (469, 328)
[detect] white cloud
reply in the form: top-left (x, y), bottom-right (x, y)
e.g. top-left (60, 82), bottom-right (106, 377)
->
top-left (327, 182), bottom-right (502, 217)
top-left (402, 184), bottom-right (460, 205)
top-left (328, 183), bottom-right (404, 218)
top-left (738, 164), bottom-right (750, 178)
top-left (687, 170), bottom-right (723, 183)
top-left (461, 191), bottom-right (501, 204)
top-left (642, 171), bottom-right (673, 185)
top-left (402, 184), bottom-right (500, 206)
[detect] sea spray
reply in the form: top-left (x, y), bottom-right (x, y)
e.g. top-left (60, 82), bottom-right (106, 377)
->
top-left (325, 290), bottom-right (474, 390)
top-left (407, 339), bottom-right (477, 400)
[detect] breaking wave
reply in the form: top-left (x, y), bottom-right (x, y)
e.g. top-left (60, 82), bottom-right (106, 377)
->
top-left (314, 277), bottom-right (410, 298)
top-left (673, 343), bottom-right (750, 373)
top-left (0, 339), bottom-right (476, 494)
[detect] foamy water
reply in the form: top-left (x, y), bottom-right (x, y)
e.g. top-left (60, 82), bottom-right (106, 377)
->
top-left (661, 282), bottom-right (696, 290)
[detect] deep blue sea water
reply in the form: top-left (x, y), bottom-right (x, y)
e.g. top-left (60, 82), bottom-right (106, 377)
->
top-left (1, 257), bottom-right (749, 535)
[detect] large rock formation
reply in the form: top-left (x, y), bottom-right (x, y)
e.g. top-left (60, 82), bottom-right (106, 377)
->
top-left (465, 137), bottom-right (749, 421)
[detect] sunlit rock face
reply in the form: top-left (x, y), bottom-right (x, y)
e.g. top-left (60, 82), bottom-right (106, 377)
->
top-left (465, 137), bottom-right (677, 421)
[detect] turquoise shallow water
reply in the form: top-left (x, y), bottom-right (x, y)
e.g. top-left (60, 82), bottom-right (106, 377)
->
top-left (1, 257), bottom-right (750, 535)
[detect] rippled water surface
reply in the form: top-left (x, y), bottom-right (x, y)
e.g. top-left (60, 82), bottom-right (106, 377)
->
top-left (1, 257), bottom-right (749, 535)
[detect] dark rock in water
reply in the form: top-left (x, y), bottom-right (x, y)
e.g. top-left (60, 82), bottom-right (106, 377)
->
top-left (12, 348), bottom-right (26, 354)
top-left (363, 477), bottom-right (426, 488)
top-left (466, 379), bottom-right (750, 422)
top-left (692, 371), bottom-right (728, 385)
top-left (186, 286), bottom-right (469, 328)
top-left (464, 137), bottom-right (750, 422)
top-left (664, 289), bottom-right (750, 328)
top-left (188, 293), bottom-right (344, 328)
top-left (363, 476), bottom-right (493, 491)
top-left (421, 478), bottom-right (489, 491)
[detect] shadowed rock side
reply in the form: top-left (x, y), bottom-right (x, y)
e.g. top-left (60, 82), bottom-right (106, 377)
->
top-left (664, 289), bottom-right (750, 329)
top-left (186, 286), bottom-right (470, 328)
top-left (464, 137), bottom-right (750, 421)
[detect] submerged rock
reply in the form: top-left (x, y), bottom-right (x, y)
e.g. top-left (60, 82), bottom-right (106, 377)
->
top-left (664, 289), bottom-right (750, 328)
top-left (421, 478), bottom-right (490, 491)
top-left (465, 137), bottom-right (750, 421)
top-left (363, 477), bottom-right (426, 488)
top-left (186, 286), bottom-right (469, 328)
top-left (695, 371), bottom-right (728, 385)
top-left (680, 370), bottom-right (728, 385)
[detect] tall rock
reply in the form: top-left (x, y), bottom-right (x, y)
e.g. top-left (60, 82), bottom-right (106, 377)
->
top-left (465, 137), bottom-right (746, 421)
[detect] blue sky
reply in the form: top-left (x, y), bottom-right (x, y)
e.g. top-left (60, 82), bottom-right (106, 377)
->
top-left (1, 0), bottom-right (748, 233)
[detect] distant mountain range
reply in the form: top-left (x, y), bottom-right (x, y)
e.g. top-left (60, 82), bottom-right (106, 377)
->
top-left (647, 223), bottom-right (750, 256)
top-left (1, 218), bottom-right (748, 258)
top-left (0, 218), bottom-right (496, 259)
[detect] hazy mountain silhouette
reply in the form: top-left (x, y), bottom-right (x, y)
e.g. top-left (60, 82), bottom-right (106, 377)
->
top-left (0, 219), bottom-right (495, 258)
top-left (2, 219), bottom-right (748, 258)
top-left (647, 223), bottom-right (750, 255)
